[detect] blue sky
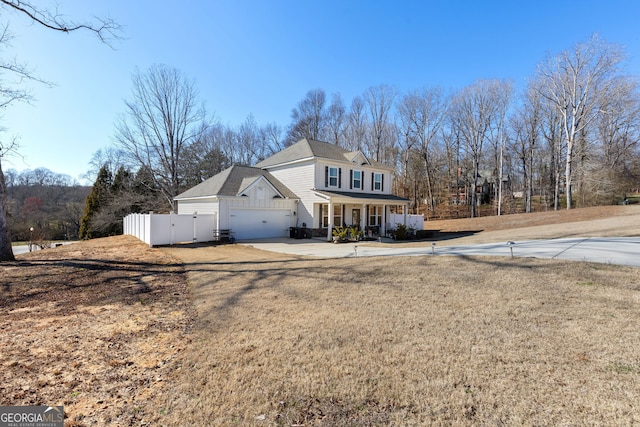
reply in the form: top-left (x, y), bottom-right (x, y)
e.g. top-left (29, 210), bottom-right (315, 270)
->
top-left (3, 0), bottom-right (640, 184)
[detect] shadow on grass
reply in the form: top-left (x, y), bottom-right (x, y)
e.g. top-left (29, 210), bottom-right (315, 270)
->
top-left (1, 258), bottom-right (186, 310)
top-left (433, 230), bottom-right (483, 241)
top-left (383, 230), bottom-right (483, 244)
top-left (166, 246), bottom-right (561, 333)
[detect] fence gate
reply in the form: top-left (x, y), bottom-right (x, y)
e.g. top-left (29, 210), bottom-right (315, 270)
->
top-left (123, 212), bottom-right (217, 247)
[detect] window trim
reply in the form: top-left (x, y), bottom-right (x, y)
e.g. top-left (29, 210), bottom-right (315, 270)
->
top-left (329, 167), bottom-right (339, 187)
top-left (373, 173), bottom-right (382, 191)
top-left (321, 204), bottom-right (329, 228)
top-left (369, 205), bottom-right (382, 226)
top-left (333, 204), bottom-right (342, 227)
top-left (352, 170), bottom-right (362, 190)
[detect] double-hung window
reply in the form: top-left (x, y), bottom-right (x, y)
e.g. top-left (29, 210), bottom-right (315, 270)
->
top-left (321, 204), bottom-right (343, 227)
top-left (369, 206), bottom-right (382, 226)
top-left (333, 204), bottom-right (342, 227)
top-left (352, 170), bottom-right (362, 189)
top-left (373, 173), bottom-right (382, 191)
top-left (328, 167), bottom-right (339, 187)
top-left (321, 204), bottom-right (329, 228)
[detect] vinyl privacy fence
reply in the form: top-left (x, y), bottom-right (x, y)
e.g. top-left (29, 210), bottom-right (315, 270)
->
top-left (388, 213), bottom-right (424, 230)
top-left (123, 213), bottom-right (217, 247)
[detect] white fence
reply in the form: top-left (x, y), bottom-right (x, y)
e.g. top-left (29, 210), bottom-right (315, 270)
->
top-left (388, 213), bottom-right (424, 230)
top-left (123, 213), bottom-right (217, 247)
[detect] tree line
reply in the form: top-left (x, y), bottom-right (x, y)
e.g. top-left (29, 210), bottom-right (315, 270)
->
top-left (4, 167), bottom-right (89, 241)
top-left (80, 34), bottom-right (639, 239)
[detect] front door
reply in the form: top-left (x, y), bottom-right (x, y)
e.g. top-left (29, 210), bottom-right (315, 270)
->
top-left (352, 209), bottom-right (361, 228)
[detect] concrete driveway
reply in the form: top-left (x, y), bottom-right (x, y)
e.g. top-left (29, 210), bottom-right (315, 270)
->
top-left (240, 236), bottom-right (640, 267)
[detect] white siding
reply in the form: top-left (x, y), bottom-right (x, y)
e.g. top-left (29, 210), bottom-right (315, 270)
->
top-left (267, 161), bottom-right (316, 227)
top-left (240, 178), bottom-right (283, 207)
top-left (314, 160), bottom-right (392, 195)
top-left (177, 199), bottom-right (219, 215)
top-left (267, 160), bottom-right (395, 229)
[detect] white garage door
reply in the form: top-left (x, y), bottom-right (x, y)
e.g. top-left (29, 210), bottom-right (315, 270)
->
top-left (229, 209), bottom-right (292, 240)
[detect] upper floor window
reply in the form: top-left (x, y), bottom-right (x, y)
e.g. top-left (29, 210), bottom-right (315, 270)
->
top-left (329, 167), bottom-right (339, 187)
top-left (351, 170), bottom-right (362, 189)
top-left (373, 173), bottom-right (383, 191)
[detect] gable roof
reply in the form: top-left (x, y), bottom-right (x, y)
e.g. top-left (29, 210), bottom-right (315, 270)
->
top-left (174, 165), bottom-right (298, 200)
top-left (255, 138), bottom-right (390, 170)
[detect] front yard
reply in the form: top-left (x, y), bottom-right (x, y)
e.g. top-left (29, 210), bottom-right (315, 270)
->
top-left (2, 205), bottom-right (640, 426)
top-left (159, 243), bottom-right (640, 426)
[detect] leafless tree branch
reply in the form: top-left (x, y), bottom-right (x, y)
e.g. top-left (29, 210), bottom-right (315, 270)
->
top-left (0, 0), bottom-right (123, 47)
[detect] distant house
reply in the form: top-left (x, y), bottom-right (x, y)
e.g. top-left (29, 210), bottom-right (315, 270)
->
top-left (448, 168), bottom-right (511, 206)
top-left (174, 138), bottom-right (411, 240)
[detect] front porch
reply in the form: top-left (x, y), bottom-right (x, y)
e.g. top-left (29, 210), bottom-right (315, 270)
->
top-left (312, 190), bottom-right (411, 241)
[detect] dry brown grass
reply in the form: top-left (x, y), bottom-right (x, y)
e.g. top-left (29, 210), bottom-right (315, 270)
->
top-left (2, 206), bottom-right (640, 426)
top-left (426, 205), bottom-right (640, 244)
top-left (0, 236), bottom-right (194, 426)
top-left (160, 239), bottom-right (640, 426)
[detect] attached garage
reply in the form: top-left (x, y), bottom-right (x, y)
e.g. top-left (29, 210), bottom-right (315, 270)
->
top-left (174, 165), bottom-right (299, 241)
top-left (229, 209), bottom-right (292, 240)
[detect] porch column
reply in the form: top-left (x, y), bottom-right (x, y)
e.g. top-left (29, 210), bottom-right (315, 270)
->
top-left (327, 201), bottom-right (334, 241)
top-left (404, 203), bottom-right (408, 226)
top-left (361, 203), bottom-right (366, 231)
top-left (381, 204), bottom-right (387, 237)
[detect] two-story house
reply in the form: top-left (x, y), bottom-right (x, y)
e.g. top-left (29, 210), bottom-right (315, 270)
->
top-left (174, 138), bottom-right (410, 241)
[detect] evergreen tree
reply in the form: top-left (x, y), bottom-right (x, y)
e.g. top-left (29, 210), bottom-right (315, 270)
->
top-left (105, 166), bottom-right (134, 235)
top-left (79, 165), bottom-right (113, 239)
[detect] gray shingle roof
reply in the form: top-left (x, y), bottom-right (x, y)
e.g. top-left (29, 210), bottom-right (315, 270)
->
top-left (174, 165), bottom-right (298, 200)
top-left (313, 189), bottom-right (410, 203)
top-left (255, 138), bottom-right (390, 169)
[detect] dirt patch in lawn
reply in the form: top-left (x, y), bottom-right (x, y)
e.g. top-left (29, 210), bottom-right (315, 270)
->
top-left (1, 235), bottom-right (195, 426)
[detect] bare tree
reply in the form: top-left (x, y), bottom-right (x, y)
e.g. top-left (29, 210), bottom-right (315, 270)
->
top-left (509, 83), bottom-right (542, 213)
top-left (536, 35), bottom-right (625, 209)
top-left (259, 122), bottom-right (284, 156)
top-left (326, 93), bottom-right (346, 146)
top-left (0, 134), bottom-right (19, 260)
top-left (236, 114), bottom-right (261, 165)
top-left (285, 88), bottom-right (327, 144)
top-left (115, 65), bottom-right (208, 211)
top-left (580, 75), bottom-right (640, 204)
top-left (398, 87), bottom-right (449, 213)
top-left (450, 80), bottom-right (503, 217)
top-left (0, 1), bottom-right (121, 261)
top-left (181, 127), bottom-right (231, 187)
top-left (488, 81), bottom-right (513, 215)
top-left (84, 146), bottom-right (129, 183)
top-left (397, 98), bottom-right (418, 202)
top-left (364, 84), bottom-right (396, 162)
top-left (597, 76), bottom-right (640, 171)
top-left (344, 95), bottom-right (368, 152)
top-left (0, 0), bottom-right (121, 46)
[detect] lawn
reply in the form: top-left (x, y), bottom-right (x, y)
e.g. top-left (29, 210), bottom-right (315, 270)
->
top-left (159, 243), bottom-right (640, 426)
top-left (2, 205), bottom-right (639, 426)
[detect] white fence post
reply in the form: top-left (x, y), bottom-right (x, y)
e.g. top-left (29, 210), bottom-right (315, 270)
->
top-left (193, 213), bottom-right (197, 243)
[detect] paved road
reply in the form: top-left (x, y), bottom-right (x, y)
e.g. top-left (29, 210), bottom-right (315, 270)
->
top-left (241, 237), bottom-right (640, 267)
top-left (12, 245), bottom-right (39, 255)
top-left (12, 242), bottom-right (75, 255)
